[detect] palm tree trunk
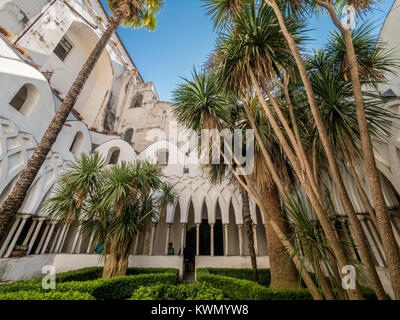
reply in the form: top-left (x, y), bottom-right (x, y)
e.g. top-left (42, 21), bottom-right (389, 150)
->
top-left (0, 12), bottom-right (126, 237)
top-left (250, 67), bottom-right (364, 299)
top-left (265, 64), bottom-right (377, 283)
top-left (319, 1), bottom-right (400, 299)
top-left (239, 183), bottom-right (259, 283)
top-left (116, 241), bottom-right (132, 276)
top-left (342, 144), bottom-right (378, 229)
top-left (263, 0), bottom-right (389, 300)
top-left (224, 155), bottom-right (323, 299)
top-left (217, 133), bottom-right (322, 298)
top-left (103, 250), bottom-right (119, 279)
top-left (261, 185), bottom-right (300, 289)
top-left (313, 257), bottom-right (336, 300)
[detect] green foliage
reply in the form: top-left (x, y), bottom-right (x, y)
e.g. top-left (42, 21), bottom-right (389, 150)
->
top-left (0, 291), bottom-right (95, 300)
top-left (13, 245), bottom-right (28, 251)
top-left (131, 282), bottom-right (224, 300)
top-left (106, 0), bottom-right (164, 31)
top-left (205, 268), bottom-right (271, 286)
top-left (44, 155), bottom-right (176, 277)
top-left (172, 69), bottom-right (232, 132)
top-left (0, 267), bottom-right (179, 299)
top-left (197, 268), bottom-right (312, 300)
top-left (56, 272), bottom-right (177, 300)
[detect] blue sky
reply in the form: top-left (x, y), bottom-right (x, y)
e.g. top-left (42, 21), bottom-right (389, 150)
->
top-left (100, 0), bottom-right (395, 102)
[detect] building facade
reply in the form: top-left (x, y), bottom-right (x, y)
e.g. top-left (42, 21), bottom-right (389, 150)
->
top-left (0, 0), bottom-right (399, 295)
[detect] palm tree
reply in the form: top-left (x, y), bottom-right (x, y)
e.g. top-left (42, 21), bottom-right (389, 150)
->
top-left (263, 0), bottom-right (400, 299)
top-left (0, 0), bottom-right (164, 237)
top-left (312, 1), bottom-right (400, 297)
top-left (44, 154), bottom-right (174, 278)
top-left (214, 0), bottom-right (365, 299)
top-left (293, 50), bottom-right (397, 299)
top-left (238, 97), bottom-right (301, 289)
top-left (172, 70), bottom-right (260, 283)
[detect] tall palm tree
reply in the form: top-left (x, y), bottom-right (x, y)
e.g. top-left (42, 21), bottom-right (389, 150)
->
top-left (0, 0), bottom-right (164, 237)
top-left (264, 0), bottom-right (400, 299)
top-left (313, 0), bottom-right (400, 297)
top-left (44, 155), bottom-right (173, 278)
top-left (293, 50), bottom-right (398, 299)
top-left (172, 70), bottom-right (260, 283)
top-left (214, 0), bottom-right (365, 299)
top-left (238, 97), bottom-right (301, 289)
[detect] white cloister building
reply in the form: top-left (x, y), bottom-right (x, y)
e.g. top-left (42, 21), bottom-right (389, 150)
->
top-left (0, 0), bottom-right (399, 295)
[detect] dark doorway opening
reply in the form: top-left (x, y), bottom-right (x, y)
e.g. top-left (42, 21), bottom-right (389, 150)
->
top-left (185, 227), bottom-right (196, 272)
top-left (199, 219), bottom-right (210, 255)
top-left (214, 219), bottom-right (224, 256)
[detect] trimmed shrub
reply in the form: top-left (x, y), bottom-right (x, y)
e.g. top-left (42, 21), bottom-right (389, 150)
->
top-left (56, 272), bottom-right (178, 299)
top-left (131, 283), bottom-right (224, 300)
top-left (0, 267), bottom-right (179, 299)
top-left (197, 269), bottom-right (312, 300)
top-left (207, 268), bottom-right (271, 286)
top-left (0, 290), bottom-right (95, 300)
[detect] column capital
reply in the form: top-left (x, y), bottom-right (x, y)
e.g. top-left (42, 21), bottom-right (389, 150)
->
top-left (18, 214), bottom-right (31, 220)
top-left (33, 216), bottom-right (47, 221)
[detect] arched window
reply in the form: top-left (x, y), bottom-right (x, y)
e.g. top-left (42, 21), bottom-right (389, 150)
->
top-left (130, 94), bottom-right (143, 108)
top-left (108, 148), bottom-right (120, 165)
top-left (9, 84), bottom-right (39, 116)
top-left (69, 131), bottom-right (84, 156)
top-left (157, 150), bottom-right (169, 166)
top-left (123, 128), bottom-right (134, 144)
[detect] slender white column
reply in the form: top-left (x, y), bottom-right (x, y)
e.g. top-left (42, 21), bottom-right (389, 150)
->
top-left (134, 233), bottom-right (140, 255)
top-left (164, 224), bottom-right (172, 255)
top-left (59, 223), bottom-right (70, 253)
top-left (71, 224), bottom-right (82, 254)
top-left (0, 217), bottom-right (21, 258)
top-left (86, 230), bottom-right (96, 254)
top-left (26, 218), bottom-right (45, 256)
top-left (41, 221), bottom-right (56, 254)
top-left (54, 224), bottom-right (67, 253)
top-left (196, 223), bottom-right (200, 256)
top-left (359, 216), bottom-right (385, 267)
top-left (224, 224), bottom-right (229, 256)
top-left (238, 224), bottom-right (243, 256)
top-left (76, 227), bottom-right (84, 254)
top-left (253, 224), bottom-right (259, 256)
top-left (180, 223), bottom-right (186, 256)
top-left (149, 223), bottom-right (157, 256)
top-left (4, 215), bottom-right (30, 258)
top-left (22, 219), bottom-right (37, 246)
top-left (50, 225), bottom-right (61, 253)
top-left (210, 223), bottom-right (214, 257)
top-left (35, 222), bottom-right (50, 255)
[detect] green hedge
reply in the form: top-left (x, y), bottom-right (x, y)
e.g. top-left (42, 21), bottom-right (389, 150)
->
top-left (198, 268), bottom-right (379, 300)
top-left (131, 283), bottom-right (224, 300)
top-left (206, 268), bottom-right (271, 286)
top-left (56, 272), bottom-right (178, 299)
top-left (0, 291), bottom-right (95, 300)
top-left (197, 268), bottom-right (312, 300)
top-left (0, 267), bottom-right (179, 300)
